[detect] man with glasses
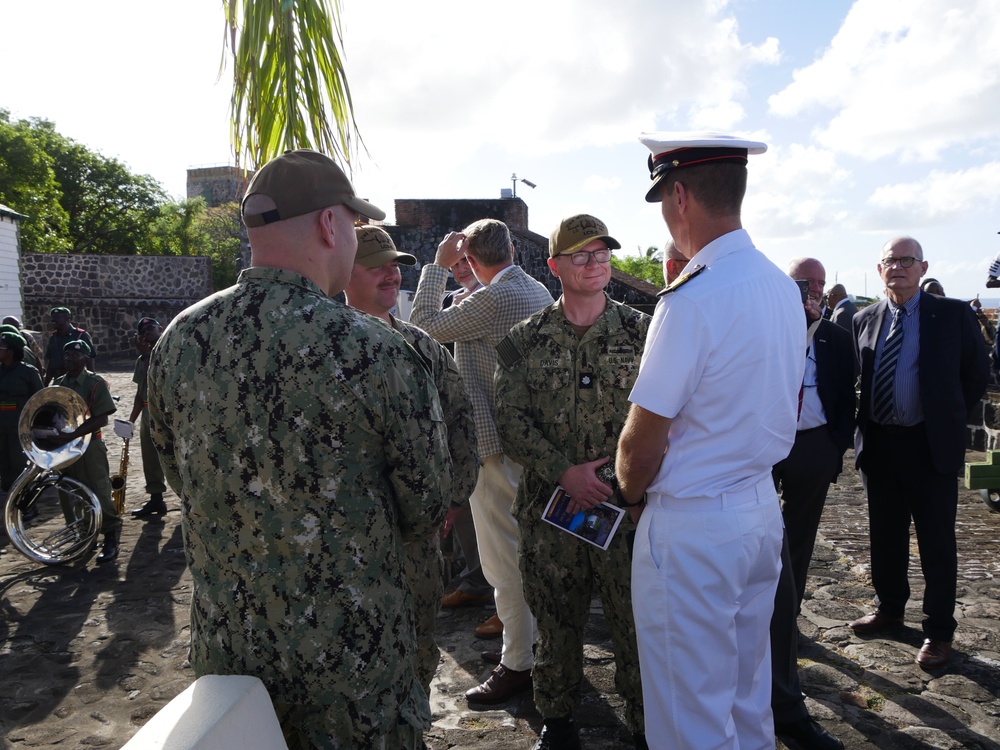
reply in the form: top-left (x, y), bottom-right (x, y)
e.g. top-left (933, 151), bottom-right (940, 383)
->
top-left (410, 218), bottom-right (552, 704)
top-left (850, 236), bottom-right (988, 670)
top-left (495, 215), bottom-right (649, 749)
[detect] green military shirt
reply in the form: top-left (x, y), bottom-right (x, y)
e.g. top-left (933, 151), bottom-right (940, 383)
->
top-left (0, 362), bottom-right (43, 430)
top-left (147, 267), bottom-right (453, 742)
top-left (495, 295), bottom-right (650, 518)
top-left (132, 354), bottom-right (149, 404)
top-left (53, 370), bottom-right (119, 531)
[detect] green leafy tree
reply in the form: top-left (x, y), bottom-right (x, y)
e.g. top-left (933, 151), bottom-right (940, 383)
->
top-left (611, 254), bottom-right (665, 288)
top-left (150, 198), bottom-right (211, 257)
top-left (0, 110), bottom-right (71, 253)
top-left (0, 112), bottom-right (166, 255)
top-left (224, 0), bottom-right (360, 169)
top-left (149, 199), bottom-right (242, 290)
top-left (201, 202), bottom-right (243, 290)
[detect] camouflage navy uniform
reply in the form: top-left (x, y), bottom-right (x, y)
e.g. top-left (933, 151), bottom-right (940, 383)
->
top-left (54, 370), bottom-right (120, 534)
top-left (495, 295), bottom-right (649, 732)
top-left (388, 314), bottom-right (478, 693)
top-left (147, 267), bottom-right (453, 750)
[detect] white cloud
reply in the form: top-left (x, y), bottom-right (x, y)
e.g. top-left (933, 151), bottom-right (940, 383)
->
top-left (861, 163), bottom-right (1000, 228)
top-left (768, 0), bottom-right (1000, 161)
top-left (582, 175), bottom-right (623, 192)
top-left (343, 0), bottom-right (781, 165)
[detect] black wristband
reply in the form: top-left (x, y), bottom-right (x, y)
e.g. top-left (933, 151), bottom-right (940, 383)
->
top-left (618, 492), bottom-right (646, 508)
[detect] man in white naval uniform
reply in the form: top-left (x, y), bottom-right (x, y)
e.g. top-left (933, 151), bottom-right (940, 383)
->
top-left (616, 132), bottom-right (804, 750)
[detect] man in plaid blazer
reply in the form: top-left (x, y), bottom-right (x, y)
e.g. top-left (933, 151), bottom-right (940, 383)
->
top-left (410, 218), bottom-right (553, 704)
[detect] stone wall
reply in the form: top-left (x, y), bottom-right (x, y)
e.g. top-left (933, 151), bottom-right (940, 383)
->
top-left (385, 198), bottom-right (660, 311)
top-left (21, 253), bottom-right (212, 362)
top-left (972, 388), bottom-right (1000, 452)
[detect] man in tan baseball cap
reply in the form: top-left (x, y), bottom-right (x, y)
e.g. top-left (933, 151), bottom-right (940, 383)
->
top-left (149, 150), bottom-right (455, 747)
top-left (241, 149), bottom-right (385, 227)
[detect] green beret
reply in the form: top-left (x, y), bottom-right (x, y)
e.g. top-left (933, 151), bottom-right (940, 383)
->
top-left (0, 331), bottom-right (27, 350)
top-left (50, 307), bottom-right (71, 316)
top-left (63, 339), bottom-right (93, 357)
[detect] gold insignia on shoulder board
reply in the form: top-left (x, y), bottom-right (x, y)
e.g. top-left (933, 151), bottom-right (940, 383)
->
top-left (657, 264), bottom-right (706, 297)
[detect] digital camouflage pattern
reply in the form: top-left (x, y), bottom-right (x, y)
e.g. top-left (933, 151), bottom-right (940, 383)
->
top-left (147, 267), bottom-right (453, 749)
top-left (495, 295), bottom-right (648, 730)
top-left (390, 314), bottom-right (478, 693)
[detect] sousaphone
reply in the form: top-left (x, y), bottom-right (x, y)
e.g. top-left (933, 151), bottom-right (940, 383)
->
top-left (3, 386), bottom-right (103, 564)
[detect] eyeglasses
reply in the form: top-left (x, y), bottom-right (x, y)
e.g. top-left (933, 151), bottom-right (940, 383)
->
top-left (881, 256), bottom-right (920, 268)
top-left (564, 248), bottom-right (612, 266)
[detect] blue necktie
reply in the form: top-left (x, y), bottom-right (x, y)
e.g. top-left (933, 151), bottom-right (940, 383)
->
top-left (872, 307), bottom-right (904, 424)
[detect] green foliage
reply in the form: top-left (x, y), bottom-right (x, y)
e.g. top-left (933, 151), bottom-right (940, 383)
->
top-left (201, 202), bottom-right (243, 290)
top-left (150, 198), bottom-right (211, 257)
top-left (0, 110), bottom-right (71, 252)
top-left (149, 199), bottom-right (243, 290)
top-left (0, 110), bottom-right (165, 254)
top-left (224, 0), bottom-right (359, 169)
top-left (611, 254), bottom-right (665, 288)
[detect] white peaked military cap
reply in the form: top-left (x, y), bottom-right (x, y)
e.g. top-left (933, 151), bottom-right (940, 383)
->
top-left (639, 131), bottom-right (768, 202)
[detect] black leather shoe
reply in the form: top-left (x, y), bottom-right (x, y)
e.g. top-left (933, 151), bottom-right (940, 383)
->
top-left (131, 494), bottom-right (167, 519)
top-left (533, 717), bottom-right (580, 750)
top-left (849, 610), bottom-right (903, 634)
top-left (775, 718), bottom-right (844, 750)
top-left (916, 638), bottom-right (952, 669)
top-left (95, 531), bottom-right (120, 565)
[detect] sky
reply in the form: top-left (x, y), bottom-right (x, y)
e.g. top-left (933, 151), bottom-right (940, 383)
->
top-left (3, 0), bottom-right (1000, 301)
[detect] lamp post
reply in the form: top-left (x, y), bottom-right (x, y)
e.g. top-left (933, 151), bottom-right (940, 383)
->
top-left (511, 173), bottom-right (537, 198)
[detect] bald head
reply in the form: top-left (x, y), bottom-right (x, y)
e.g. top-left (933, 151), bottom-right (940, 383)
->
top-left (826, 283), bottom-right (847, 307)
top-left (244, 193), bottom-right (359, 297)
top-left (882, 235), bottom-right (923, 262)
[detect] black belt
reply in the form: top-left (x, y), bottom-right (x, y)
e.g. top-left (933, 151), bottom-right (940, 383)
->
top-left (871, 421), bottom-right (924, 435)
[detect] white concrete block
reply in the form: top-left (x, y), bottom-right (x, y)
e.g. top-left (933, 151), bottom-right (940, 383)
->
top-left (121, 675), bottom-right (288, 750)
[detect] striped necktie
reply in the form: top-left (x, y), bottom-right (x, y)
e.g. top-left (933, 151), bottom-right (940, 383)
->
top-left (872, 307), bottom-right (904, 424)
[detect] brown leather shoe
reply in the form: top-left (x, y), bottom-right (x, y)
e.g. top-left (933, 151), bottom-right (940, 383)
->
top-left (916, 638), bottom-right (952, 669)
top-left (441, 589), bottom-right (494, 608)
top-left (474, 613), bottom-right (503, 639)
top-left (482, 649), bottom-right (501, 665)
top-left (465, 665), bottom-right (531, 704)
top-left (849, 611), bottom-right (903, 634)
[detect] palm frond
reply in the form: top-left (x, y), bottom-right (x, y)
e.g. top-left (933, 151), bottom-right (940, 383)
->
top-left (224, 0), bottom-right (360, 171)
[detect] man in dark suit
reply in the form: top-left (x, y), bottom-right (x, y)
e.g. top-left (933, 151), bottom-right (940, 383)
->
top-left (770, 258), bottom-right (851, 750)
top-left (775, 259), bottom-right (856, 609)
top-left (826, 284), bottom-right (858, 332)
top-left (850, 236), bottom-right (989, 670)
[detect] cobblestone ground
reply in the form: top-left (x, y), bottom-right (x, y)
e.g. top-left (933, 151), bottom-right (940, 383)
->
top-left (2, 364), bottom-right (999, 749)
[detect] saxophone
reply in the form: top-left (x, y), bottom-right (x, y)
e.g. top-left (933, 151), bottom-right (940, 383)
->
top-left (110, 419), bottom-right (134, 515)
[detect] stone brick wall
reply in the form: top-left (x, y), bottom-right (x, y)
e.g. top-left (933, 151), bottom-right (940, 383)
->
top-left (20, 253), bottom-right (212, 362)
top-left (385, 198), bottom-right (660, 311)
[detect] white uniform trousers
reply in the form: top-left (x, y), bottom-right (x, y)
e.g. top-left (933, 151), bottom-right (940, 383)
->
top-left (469, 453), bottom-right (537, 672)
top-left (631, 475), bottom-right (783, 750)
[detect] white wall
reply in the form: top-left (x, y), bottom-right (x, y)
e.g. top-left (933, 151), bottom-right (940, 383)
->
top-left (0, 214), bottom-right (24, 321)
